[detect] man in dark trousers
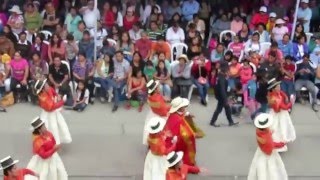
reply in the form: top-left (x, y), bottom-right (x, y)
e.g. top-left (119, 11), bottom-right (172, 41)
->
top-left (210, 65), bottom-right (239, 127)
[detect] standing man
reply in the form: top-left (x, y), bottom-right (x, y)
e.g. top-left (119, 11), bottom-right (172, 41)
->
top-left (79, 0), bottom-right (100, 30)
top-left (210, 65), bottom-right (239, 127)
top-left (182, 0), bottom-right (199, 22)
top-left (297, 0), bottom-right (312, 33)
top-left (0, 156), bottom-right (38, 179)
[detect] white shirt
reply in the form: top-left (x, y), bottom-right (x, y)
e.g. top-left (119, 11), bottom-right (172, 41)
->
top-left (166, 27), bottom-right (185, 45)
top-left (297, 7), bottom-right (312, 32)
top-left (83, 8), bottom-right (100, 29)
top-left (76, 89), bottom-right (90, 104)
top-left (115, 12), bottom-right (123, 27)
top-left (272, 26), bottom-right (288, 42)
top-left (129, 29), bottom-right (143, 43)
top-left (298, 44), bottom-right (304, 57)
top-left (90, 28), bottom-right (108, 47)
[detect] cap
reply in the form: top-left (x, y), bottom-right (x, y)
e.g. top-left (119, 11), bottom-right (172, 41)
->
top-left (269, 12), bottom-right (277, 18)
top-left (301, 0), bottom-right (309, 3)
top-left (259, 6), bottom-right (267, 13)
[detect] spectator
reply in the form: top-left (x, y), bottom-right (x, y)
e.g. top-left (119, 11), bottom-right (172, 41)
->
top-left (42, 2), bottom-right (60, 33)
top-left (169, 12), bottom-right (182, 27)
top-left (150, 35), bottom-right (171, 60)
top-left (199, 1), bottom-right (211, 24)
top-left (187, 36), bottom-right (202, 60)
top-left (283, 16), bottom-right (293, 33)
top-left (129, 52), bottom-right (145, 79)
top-left (271, 19), bottom-right (289, 42)
top-left (280, 55), bottom-right (295, 101)
top-left (64, 6), bottom-right (82, 34)
top-left (246, 73), bottom-right (258, 119)
top-left (152, 51), bottom-right (170, 72)
top-left (172, 54), bottom-right (192, 98)
top-left (99, 38), bottom-right (116, 57)
top-left (72, 52), bottom-right (94, 103)
top-left (48, 34), bottom-right (66, 64)
top-left (15, 32), bottom-right (32, 59)
top-left (248, 50), bottom-right (262, 66)
top-left (102, 2), bottom-right (114, 30)
top-left (111, 51), bottom-right (130, 112)
top-left (293, 23), bottom-right (307, 43)
top-left (188, 14), bottom-right (205, 40)
top-left (0, 9), bottom-right (7, 32)
top-left (29, 52), bottom-right (48, 82)
top-left (210, 43), bottom-right (225, 63)
top-left (72, 80), bottom-right (89, 112)
top-left (211, 13), bottom-right (231, 35)
top-left (249, 6), bottom-right (269, 31)
top-left (31, 34), bottom-right (49, 63)
top-left (228, 56), bottom-right (241, 90)
top-left (0, 32), bottom-right (15, 58)
top-left (89, 20), bottom-right (108, 51)
top-left (310, 0), bottom-right (320, 32)
top-left (126, 69), bottom-right (147, 112)
top-left (270, 0), bottom-right (286, 18)
top-left (266, 12), bottom-right (277, 33)
top-left (7, 5), bottom-right (24, 34)
top-left (65, 34), bottom-right (79, 76)
top-left (0, 56), bottom-right (6, 97)
top-left (116, 31), bottom-right (134, 62)
top-left (123, 6), bottom-right (139, 31)
top-left (185, 23), bottom-right (201, 45)
top-left (140, 0), bottom-right (159, 26)
top-left (111, 4), bottom-right (123, 28)
top-left (297, 0), bottom-right (312, 33)
top-left (237, 23), bottom-right (251, 42)
top-left (181, 0), bottom-right (199, 22)
top-left (244, 32), bottom-right (262, 55)
top-left (3, 25), bottom-right (17, 44)
top-left (154, 59), bottom-right (172, 101)
top-left (143, 60), bottom-right (155, 81)
top-left (264, 41), bottom-right (284, 63)
top-left (228, 35), bottom-right (244, 58)
top-left (157, 14), bottom-right (168, 35)
top-left (147, 21), bottom-right (162, 41)
top-left (293, 35), bottom-right (309, 62)
top-left (295, 54), bottom-right (318, 111)
top-left (55, 23), bottom-right (68, 41)
top-left (167, 0), bottom-right (181, 21)
top-left (191, 52), bottom-right (211, 106)
top-left (78, 30), bottom-right (94, 62)
top-left (79, 0), bottom-right (100, 29)
top-left (135, 31), bottom-right (152, 61)
top-left (129, 22), bottom-right (143, 44)
top-left (24, 3), bottom-right (42, 33)
top-left (259, 51), bottom-right (281, 80)
top-left (166, 22), bottom-right (185, 45)
top-left (256, 23), bottom-right (270, 43)
top-left (278, 33), bottom-right (293, 57)
top-left (230, 13), bottom-right (244, 34)
top-left (240, 59), bottom-right (253, 105)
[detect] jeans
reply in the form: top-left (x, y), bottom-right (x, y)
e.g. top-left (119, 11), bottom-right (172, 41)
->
top-left (192, 78), bottom-right (209, 101)
top-left (94, 77), bottom-right (113, 97)
top-left (111, 79), bottom-right (126, 106)
top-left (10, 78), bottom-right (28, 101)
top-left (159, 83), bottom-right (171, 99)
top-left (210, 100), bottom-right (234, 125)
top-left (228, 77), bottom-right (238, 90)
top-left (295, 79), bottom-right (317, 104)
top-left (73, 103), bottom-right (87, 111)
top-left (68, 58), bottom-right (76, 81)
top-left (281, 80), bottom-right (295, 98)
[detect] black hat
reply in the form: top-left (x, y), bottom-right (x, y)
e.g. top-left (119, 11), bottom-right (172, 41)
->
top-left (34, 79), bottom-right (47, 94)
top-left (267, 78), bottom-right (281, 90)
top-left (0, 156), bottom-right (19, 170)
top-left (30, 117), bottom-right (45, 130)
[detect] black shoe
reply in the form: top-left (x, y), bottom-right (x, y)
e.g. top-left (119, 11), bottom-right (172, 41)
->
top-left (210, 122), bottom-right (220, 127)
top-left (229, 122), bottom-right (239, 127)
top-left (112, 105), bottom-right (118, 112)
top-left (201, 99), bottom-right (207, 106)
top-left (312, 104), bottom-right (319, 112)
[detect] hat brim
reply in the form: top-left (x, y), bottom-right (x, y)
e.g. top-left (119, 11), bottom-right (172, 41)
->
top-left (29, 121), bottom-right (45, 131)
top-left (169, 98), bottom-right (190, 113)
top-left (9, 9), bottom-right (22, 14)
top-left (147, 81), bottom-right (160, 94)
top-left (0, 160), bottom-right (19, 170)
top-left (36, 79), bottom-right (47, 94)
top-left (267, 81), bottom-right (281, 90)
top-left (254, 116), bottom-right (274, 129)
top-left (168, 151), bottom-right (183, 168)
top-left (147, 117), bottom-right (166, 134)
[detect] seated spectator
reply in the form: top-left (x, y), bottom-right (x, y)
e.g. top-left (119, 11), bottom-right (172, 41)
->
top-left (3, 25), bottom-right (18, 45)
top-left (221, 32), bottom-right (232, 48)
top-left (31, 34), bottom-right (49, 65)
top-left (135, 31), bottom-right (152, 60)
top-left (150, 35), bottom-right (170, 60)
top-left (0, 58), bottom-right (6, 97)
top-left (264, 41), bottom-right (284, 63)
top-left (255, 23), bottom-right (270, 43)
top-left (90, 20), bottom-right (108, 51)
top-left (172, 54), bottom-right (192, 98)
top-left (280, 55), bottom-right (295, 102)
top-left (293, 35), bottom-right (309, 62)
top-left (293, 23), bottom-right (307, 43)
top-left (42, 2), bottom-right (60, 33)
top-left (78, 30), bottom-right (94, 62)
top-left (248, 50), bottom-right (261, 67)
top-left (29, 52), bottom-right (48, 82)
top-left (208, 33), bottom-right (218, 53)
top-left (278, 33), bottom-right (293, 57)
top-left (99, 38), bottom-right (116, 57)
top-left (283, 16), bottom-right (293, 33)
top-left (15, 32), bottom-right (32, 59)
top-left (126, 69), bottom-right (147, 112)
top-left (240, 58), bottom-right (253, 105)
top-left (111, 5), bottom-right (123, 28)
top-left (64, 6), bottom-right (82, 34)
top-left (55, 23), bottom-right (68, 41)
top-left (144, 60), bottom-right (155, 81)
top-left (48, 34), bottom-right (66, 64)
top-left (238, 23), bottom-right (251, 43)
top-left (123, 6), bottom-right (139, 31)
top-left (187, 36), bottom-right (202, 60)
top-left (24, 3), bottom-right (42, 33)
top-left (147, 21), bottom-right (162, 42)
top-left (244, 32), bottom-right (262, 55)
top-left (230, 13), bottom-right (244, 34)
top-left (111, 51), bottom-right (130, 112)
top-left (102, 2), bottom-right (114, 30)
top-left (65, 34), bottom-right (79, 76)
top-left (154, 60), bottom-right (172, 101)
top-left (7, 5), bottom-right (24, 34)
top-left (181, 0), bottom-right (199, 22)
top-left (185, 23), bottom-right (201, 45)
top-left (152, 52), bottom-right (170, 72)
top-left (211, 13), bottom-right (230, 35)
top-left (259, 51), bottom-right (281, 80)
top-left (271, 19), bottom-right (289, 42)
top-left (72, 52), bottom-right (94, 103)
top-left (72, 80), bottom-right (89, 112)
top-left (129, 52), bottom-right (145, 79)
top-left (157, 14), bottom-right (168, 36)
top-left (188, 14), bottom-right (205, 40)
top-left (0, 32), bottom-right (15, 58)
top-left (167, 0), bottom-right (182, 21)
top-left (266, 12), bottom-right (277, 32)
top-left (228, 56), bottom-right (241, 90)
top-left (191, 52), bottom-right (211, 105)
top-left (295, 54), bottom-right (318, 111)
top-left (166, 22), bottom-right (185, 45)
top-left (249, 6), bottom-right (269, 31)
top-left (94, 54), bottom-right (114, 102)
top-left (116, 31), bottom-right (134, 62)
top-left (228, 35), bottom-right (244, 58)
top-left (169, 12), bottom-right (182, 27)
top-left (310, 36), bottom-right (320, 67)
top-left (79, 0), bottom-right (100, 29)
top-left (129, 22), bottom-right (143, 44)
top-left (73, 21), bottom-right (86, 42)
top-left (211, 43), bottom-right (225, 63)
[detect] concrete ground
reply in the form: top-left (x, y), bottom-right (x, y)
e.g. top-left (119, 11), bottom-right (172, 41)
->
top-left (0, 96), bottom-right (319, 180)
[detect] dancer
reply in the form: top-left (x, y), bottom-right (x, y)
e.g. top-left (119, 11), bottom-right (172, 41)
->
top-left (143, 117), bottom-right (177, 180)
top-left (27, 117), bottom-right (68, 180)
top-left (34, 79), bottom-right (72, 145)
top-left (0, 156), bottom-right (38, 180)
top-left (143, 79), bottom-right (171, 145)
top-left (247, 113), bottom-right (288, 180)
top-left (267, 78), bottom-right (296, 152)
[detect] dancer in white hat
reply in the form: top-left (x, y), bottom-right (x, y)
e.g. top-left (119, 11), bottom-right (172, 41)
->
top-left (34, 79), bottom-right (72, 145)
top-left (0, 156), bottom-right (38, 180)
top-left (143, 117), bottom-right (177, 180)
top-left (26, 117), bottom-right (68, 180)
top-left (267, 78), bottom-right (296, 152)
top-left (247, 113), bottom-right (288, 180)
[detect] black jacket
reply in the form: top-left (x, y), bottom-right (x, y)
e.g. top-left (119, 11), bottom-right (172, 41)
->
top-left (214, 73), bottom-right (228, 103)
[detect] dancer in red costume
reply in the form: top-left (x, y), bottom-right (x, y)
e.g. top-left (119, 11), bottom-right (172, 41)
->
top-left (0, 156), bottom-right (38, 180)
top-left (34, 79), bottom-right (72, 145)
top-left (267, 78), bottom-right (296, 152)
top-left (248, 113), bottom-right (288, 180)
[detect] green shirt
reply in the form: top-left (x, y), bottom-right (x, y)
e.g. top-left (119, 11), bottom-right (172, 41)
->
top-left (144, 66), bottom-right (156, 80)
top-left (64, 14), bottom-right (82, 34)
top-left (24, 12), bottom-right (42, 30)
top-left (73, 30), bottom-right (83, 42)
top-left (147, 29), bottom-right (163, 41)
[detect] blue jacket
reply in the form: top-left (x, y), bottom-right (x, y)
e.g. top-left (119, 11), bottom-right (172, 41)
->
top-left (292, 43), bottom-right (309, 61)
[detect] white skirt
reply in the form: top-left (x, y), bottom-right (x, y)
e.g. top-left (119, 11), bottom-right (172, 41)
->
top-left (142, 109), bottom-right (167, 145)
top-left (247, 148), bottom-right (288, 180)
top-left (40, 109), bottom-right (72, 145)
top-left (26, 153), bottom-right (68, 180)
top-left (143, 150), bottom-right (168, 180)
top-left (270, 109), bottom-right (296, 152)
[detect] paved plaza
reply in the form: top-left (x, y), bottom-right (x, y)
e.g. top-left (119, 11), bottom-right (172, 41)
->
top-left (0, 96), bottom-right (320, 180)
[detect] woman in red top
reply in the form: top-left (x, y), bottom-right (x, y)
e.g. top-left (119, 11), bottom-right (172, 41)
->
top-left (126, 69), bottom-right (147, 112)
top-left (123, 6), bottom-right (139, 31)
top-left (1, 156), bottom-right (38, 180)
top-left (103, 2), bottom-right (114, 30)
top-left (248, 113), bottom-right (288, 180)
top-left (143, 117), bottom-right (177, 180)
top-left (26, 117), bottom-right (68, 180)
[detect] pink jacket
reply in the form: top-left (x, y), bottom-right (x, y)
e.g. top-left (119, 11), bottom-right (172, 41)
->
top-left (239, 66), bottom-right (253, 85)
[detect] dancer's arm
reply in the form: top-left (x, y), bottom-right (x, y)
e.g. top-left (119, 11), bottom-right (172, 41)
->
top-left (274, 142), bottom-right (286, 148)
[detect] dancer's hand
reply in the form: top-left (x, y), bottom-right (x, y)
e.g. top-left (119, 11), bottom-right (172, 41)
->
top-left (54, 144), bottom-right (62, 151)
top-left (199, 167), bottom-right (210, 176)
top-left (171, 136), bottom-right (178, 144)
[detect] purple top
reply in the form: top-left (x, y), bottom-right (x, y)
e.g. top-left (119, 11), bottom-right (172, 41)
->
top-left (10, 59), bottom-right (28, 81)
top-left (72, 60), bottom-right (93, 79)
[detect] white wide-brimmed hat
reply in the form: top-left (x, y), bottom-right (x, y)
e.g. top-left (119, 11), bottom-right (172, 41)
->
top-left (267, 78), bottom-right (281, 90)
top-left (9, 5), bottom-right (22, 14)
top-left (0, 156), bottom-right (19, 170)
top-left (254, 113), bottom-right (274, 129)
top-left (146, 117), bottom-right (166, 134)
top-left (167, 151), bottom-right (184, 168)
top-left (169, 97), bottom-right (189, 113)
top-left (34, 79), bottom-right (47, 94)
top-left (275, 18), bottom-right (285, 25)
top-left (30, 117), bottom-right (45, 131)
top-left (146, 79), bottom-right (159, 94)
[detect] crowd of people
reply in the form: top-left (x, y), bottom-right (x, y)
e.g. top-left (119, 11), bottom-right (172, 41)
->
top-left (0, 0), bottom-right (319, 179)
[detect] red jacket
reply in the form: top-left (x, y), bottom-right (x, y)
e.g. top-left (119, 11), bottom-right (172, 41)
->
top-left (268, 91), bottom-right (292, 113)
top-left (239, 66), bottom-right (253, 85)
top-left (38, 87), bottom-right (64, 112)
top-left (256, 128), bottom-right (285, 155)
top-left (148, 132), bottom-right (176, 156)
top-left (250, 13), bottom-right (269, 30)
top-left (3, 168), bottom-right (36, 180)
top-left (104, 11), bottom-right (115, 28)
top-left (147, 93), bottom-right (170, 117)
top-left (166, 164), bottom-right (200, 180)
top-left (191, 58), bottom-right (211, 78)
top-left (33, 131), bottom-right (56, 159)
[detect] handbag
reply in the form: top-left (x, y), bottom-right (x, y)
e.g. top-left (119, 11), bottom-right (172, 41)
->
top-left (197, 65), bottom-right (207, 85)
top-left (0, 92), bottom-right (14, 107)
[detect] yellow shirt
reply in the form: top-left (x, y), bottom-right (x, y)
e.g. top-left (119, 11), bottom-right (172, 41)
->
top-left (1, 53), bottom-right (11, 64)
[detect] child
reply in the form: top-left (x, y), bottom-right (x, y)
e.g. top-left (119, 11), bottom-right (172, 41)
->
top-left (143, 60), bottom-right (156, 81)
top-left (280, 55), bottom-right (295, 105)
top-left (208, 33), bottom-right (218, 54)
top-left (240, 59), bottom-right (253, 106)
top-left (73, 80), bottom-right (89, 112)
top-left (229, 35), bottom-right (244, 57)
top-left (222, 32), bottom-right (232, 48)
top-left (228, 56), bottom-right (241, 90)
top-left (246, 73), bottom-right (258, 120)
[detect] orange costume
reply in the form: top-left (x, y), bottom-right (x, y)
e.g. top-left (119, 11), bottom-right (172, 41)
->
top-left (166, 164), bottom-right (200, 180)
top-left (267, 91), bottom-right (292, 113)
top-left (165, 113), bottom-right (197, 166)
top-left (3, 169), bottom-right (36, 180)
top-left (148, 132), bottom-right (176, 156)
top-left (32, 131), bottom-right (57, 159)
top-left (147, 92), bottom-right (171, 117)
top-left (256, 128), bottom-right (285, 155)
top-left (38, 87), bottom-right (64, 112)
